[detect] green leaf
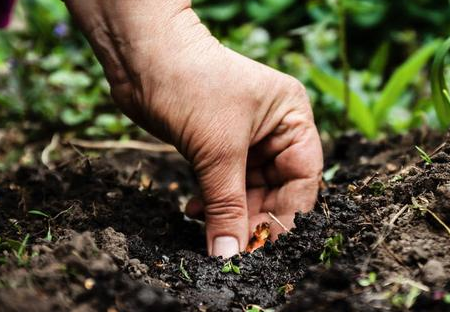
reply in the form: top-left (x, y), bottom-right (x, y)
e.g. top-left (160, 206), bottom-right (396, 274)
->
top-left (369, 42), bottom-right (390, 76)
top-left (323, 164), bottom-right (340, 182)
top-left (415, 146), bottom-right (433, 164)
top-left (373, 40), bottom-right (441, 123)
top-left (309, 66), bottom-right (377, 138)
top-left (232, 264), bottom-right (241, 275)
top-left (405, 287), bottom-right (421, 309)
top-left (195, 3), bottom-right (241, 21)
top-left (444, 293), bottom-right (450, 304)
top-left (431, 37), bottom-right (450, 128)
top-left (179, 258), bottom-right (192, 282)
top-left (221, 263), bottom-right (231, 273)
top-left (2, 239), bottom-right (21, 252)
top-left (17, 234), bottom-right (29, 259)
top-left (61, 108), bottom-right (92, 126)
top-left (48, 70), bottom-right (92, 88)
top-left (28, 210), bottom-right (50, 218)
top-left (358, 272), bottom-right (377, 287)
top-left (246, 0), bottom-right (295, 22)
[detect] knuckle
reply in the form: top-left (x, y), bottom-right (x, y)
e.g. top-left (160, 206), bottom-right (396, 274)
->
top-left (283, 76), bottom-right (307, 99)
top-left (205, 201), bottom-right (246, 221)
top-left (281, 76), bottom-right (313, 117)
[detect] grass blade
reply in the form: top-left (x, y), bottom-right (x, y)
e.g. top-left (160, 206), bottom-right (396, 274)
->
top-left (369, 41), bottom-right (390, 76)
top-left (373, 40), bottom-right (441, 123)
top-left (28, 210), bottom-right (50, 218)
top-left (309, 66), bottom-right (377, 138)
top-left (431, 37), bottom-right (450, 128)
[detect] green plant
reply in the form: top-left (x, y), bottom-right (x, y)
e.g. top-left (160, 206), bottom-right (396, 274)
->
top-left (391, 286), bottom-right (421, 309)
top-left (28, 210), bottom-right (52, 242)
top-left (319, 233), bottom-right (344, 267)
top-left (444, 293), bottom-right (450, 304)
top-left (415, 146), bottom-right (433, 164)
top-left (431, 37), bottom-right (450, 128)
top-left (358, 272), bottom-right (377, 287)
top-left (245, 304), bottom-right (274, 312)
top-left (309, 40), bottom-right (441, 138)
top-left (179, 258), bottom-right (192, 282)
top-left (323, 164), bottom-right (340, 182)
top-left (221, 260), bottom-right (241, 274)
top-left (369, 181), bottom-right (385, 196)
top-left (28, 210), bottom-right (50, 218)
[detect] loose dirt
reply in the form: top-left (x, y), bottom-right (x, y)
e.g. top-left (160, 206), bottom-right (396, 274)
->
top-left (0, 131), bottom-right (449, 311)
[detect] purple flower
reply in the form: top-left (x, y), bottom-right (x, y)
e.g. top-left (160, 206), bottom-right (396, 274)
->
top-left (53, 22), bottom-right (69, 38)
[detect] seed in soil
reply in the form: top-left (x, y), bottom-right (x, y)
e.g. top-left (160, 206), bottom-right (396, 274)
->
top-left (246, 222), bottom-right (271, 253)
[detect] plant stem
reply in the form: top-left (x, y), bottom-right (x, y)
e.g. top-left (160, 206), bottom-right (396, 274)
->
top-left (338, 0), bottom-right (350, 116)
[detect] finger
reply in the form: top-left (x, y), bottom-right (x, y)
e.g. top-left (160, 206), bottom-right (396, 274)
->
top-left (246, 187), bottom-right (267, 217)
top-left (264, 119), bottom-right (322, 223)
top-left (246, 163), bottom-right (282, 188)
top-left (247, 120), bottom-right (298, 169)
top-left (185, 196), bottom-right (204, 219)
top-left (195, 150), bottom-right (248, 258)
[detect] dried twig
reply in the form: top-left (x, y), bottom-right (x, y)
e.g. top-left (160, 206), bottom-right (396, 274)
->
top-left (356, 171), bottom-right (379, 193)
top-left (67, 138), bottom-right (177, 153)
top-left (371, 204), bottom-right (408, 251)
top-left (320, 195), bottom-right (331, 223)
top-left (267, 212), bottom-right (292, 233)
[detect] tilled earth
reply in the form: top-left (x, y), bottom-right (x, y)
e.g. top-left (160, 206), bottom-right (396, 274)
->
top-left (0, 131), bottom-right (449, 312)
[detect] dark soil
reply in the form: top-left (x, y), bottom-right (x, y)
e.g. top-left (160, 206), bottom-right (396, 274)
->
top-left (1, 130), bottom-right (450, 312)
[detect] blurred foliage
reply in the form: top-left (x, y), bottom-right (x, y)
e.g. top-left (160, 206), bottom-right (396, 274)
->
top-left (1, 0), bottom-right (450, 140)
top-left (431, 37), bottom-right (450, 129)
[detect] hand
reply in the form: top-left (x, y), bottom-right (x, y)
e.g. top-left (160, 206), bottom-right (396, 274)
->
top-left (65, 0), bottom-right (323, 258)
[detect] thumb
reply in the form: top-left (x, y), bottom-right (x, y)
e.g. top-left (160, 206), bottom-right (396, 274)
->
top-left (195, 149), bottom-right (248, 258)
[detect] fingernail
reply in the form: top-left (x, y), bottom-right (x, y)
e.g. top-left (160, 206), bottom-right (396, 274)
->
top-left (212, 236), bottom-right (239, 258)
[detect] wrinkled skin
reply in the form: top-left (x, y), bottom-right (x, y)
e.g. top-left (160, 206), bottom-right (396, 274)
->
top-left (65, 0), bottom-right (323, 258)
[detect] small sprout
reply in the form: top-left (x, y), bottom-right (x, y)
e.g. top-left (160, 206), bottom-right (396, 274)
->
top-left (369, 181), bottom-right (385, 196)
top-left (415, 146), bottom-right (432, 164)
top-left (28, 210), bottom-right (50, 218)
top-left (246, 222), bottom-right (270, 253)
top-left (179, 258), bottom-right (192, 282)
top-left (319, 233), bottom-right (344, 268)
top-left (358, 272), bottom-right (377, 287)
top-left (8, 219), bottom-right (22, 234)
top-left (411, 197), bottom-right (450, 237)
top-left (277, 283), bottom-right (294, 295)
top-left (245, 304), bottom-right (274, 312)
top-left (323, 164), bottom-right (340, 182)
top-left (389, 175), bottom-right (403, 183)
top-left (444, 293), bottom-right (450, 304)
top-left (391, 293), bottom-right (405, 308)
top-left (16, 234), bottom-right (30, 266)
top-left (45, 227), bottom-right (52, 242)
top-left (405, 286), bottom-right (421, 309)
top-left (221, 260), bottom-right (240, 275)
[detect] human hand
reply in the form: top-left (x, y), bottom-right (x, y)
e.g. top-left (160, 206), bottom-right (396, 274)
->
top-left (65, 0), bottom-right (323, 258)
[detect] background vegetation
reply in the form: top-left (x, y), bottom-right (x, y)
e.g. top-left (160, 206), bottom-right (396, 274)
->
top-left (1, 0), bottom-right (450, 141)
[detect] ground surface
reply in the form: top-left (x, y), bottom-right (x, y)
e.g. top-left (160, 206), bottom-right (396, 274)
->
top-left (0, 130), bottom-right (449, 312)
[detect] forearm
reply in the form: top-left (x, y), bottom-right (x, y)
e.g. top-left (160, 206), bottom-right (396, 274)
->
top-left (64, 0), bottom-right (212, 76)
